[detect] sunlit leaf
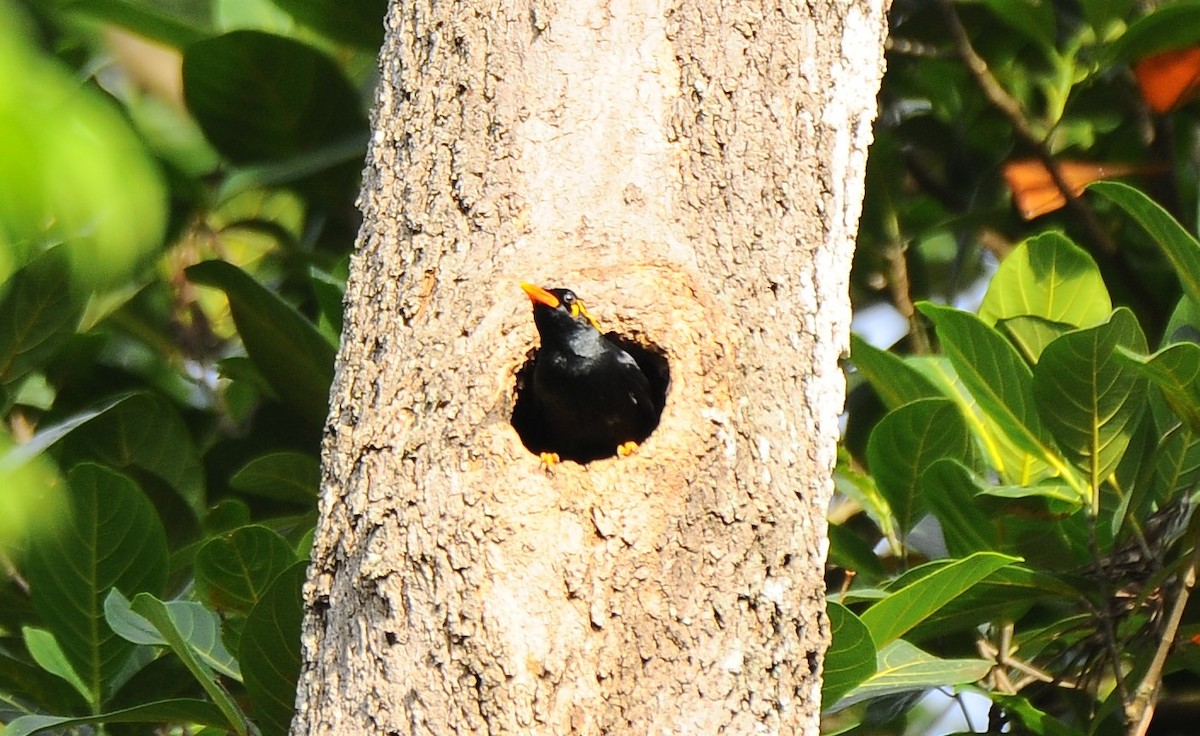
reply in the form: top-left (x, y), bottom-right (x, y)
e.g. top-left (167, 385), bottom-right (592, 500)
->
top-left (904, 565), bottom-right (1079, 642)
top-left (55, 0), bottom-right (210, 48)
top-left (998, 315), bottom-right (1072, 365)
top-left (859, 552), bottom-right (1017, 646)
top-left (833, 640), bottom-right (991, 710)
top-left (1107, 5), bottom-right (1200, 63)
top-left (918, 303), bottom-right (1080, 493)
top-left (979, 233), bottom-right (1111, 330)
top-left (1032, 309), bottom-right (1148, 493)
top-left (908, 355), bottom-right (1052, 484)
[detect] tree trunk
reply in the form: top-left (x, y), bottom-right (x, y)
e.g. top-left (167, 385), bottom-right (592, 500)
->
top-left (293, 0), bottom-right (888, 733)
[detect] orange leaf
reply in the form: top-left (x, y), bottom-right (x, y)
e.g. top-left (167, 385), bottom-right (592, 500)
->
top-left (1003, 159), bottom-right (1146, 220)
top-left (1134, 46), bottom-right (1200, 114)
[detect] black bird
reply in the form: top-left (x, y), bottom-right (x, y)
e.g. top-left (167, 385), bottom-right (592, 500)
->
top-left (519, 282), bottom-right (657, 464)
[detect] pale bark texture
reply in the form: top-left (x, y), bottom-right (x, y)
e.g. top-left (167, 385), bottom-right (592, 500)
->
top-left (293, 0), bottom-right (888, 733)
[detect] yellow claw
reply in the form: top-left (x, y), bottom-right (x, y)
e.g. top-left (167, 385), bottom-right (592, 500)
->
top-left (539, 451), bottom-right (561, 468)
top-left (617, 441), bottom-right (639, 457)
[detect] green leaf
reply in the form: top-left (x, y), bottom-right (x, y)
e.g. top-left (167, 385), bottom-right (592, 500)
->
top-left (827, 523), bottom-right (887, 584)
top-left (130, 593), bottom-right (250, 736)
top-left (822, 603), bottom-right (877, 708)
top-left (908, 355), bottom-right (1052, 484)
top-left (240, 562), bottom-right (306, 736)
top-left (265, 0), bottom-right (388, 48)
top-left (0, 428), bottom-right (67, 558)
top-left (867, 398), bottom-right (972, 534)
top-left (918, 303), bottom-right (1080, 492)
top-left (183, 31), bottom-right (368, 163)
top-left (979, 483), bottom-right (1081, 506)
top-left (858, 552), bottom-right (1017, 646)
top-left (24, 464), bottom-right (168, 707)
top-left (834, 640), bottom-right (992, 710)
top-left (195, 525), bottom-right (298, 615)
top-left (979, 233), bottom-right (1110, 331)
top-left (991, 693), bottom-right (1078, 736)
top-left (0, 248), bottom-right (84, 390)
top-left (229, 451), bottom-right (319, 503)
top-left (105, 589), bottom-right (241, 680)
top-left (921, 459), bottom-right (998, 556)
top-left (1162, 296), bottom-right (1200, 349)
top-left (2, 699), bottom-right (229, 736)
top-left (1106, 2), bottom-right (1200, 62)
top-left (1116, 343), bottom-right (1200, 434)
top-left (1153, 424), bottom-right (1200, 503)
top-left (1032, 309), bottom-right (1148, 495)
top-left (218, 131), bottom-right (369, 200)
top-left (849, 334), bottom-right (942, 410)
top-left (978, 0), bottom-right (1056, 50)
top-left (1155, 296), bottom-right (1200, 430)
top-left (58, 392), bottom-right (206, 518)
top-left (22, 627), bottom-right (91, 705)
top-left (905, 566), bottom-right (1079, 642)
top-left (0, 395), bottom-right (128, 471)
top-left (187, 260), bottom-right (335, 428)
top-left (1112, 414), bottom-right (1161, 537)
top-left (54, 0), bottom-right (211, 48)
top-left (1078, 0), bottom-right (1133, 36)
top-left (998, 315), bottom-right (1072, 364)
top-left (835, 448), bottom-right (898, 547)
top-left (1089, 181), bottom-right (1200, 304)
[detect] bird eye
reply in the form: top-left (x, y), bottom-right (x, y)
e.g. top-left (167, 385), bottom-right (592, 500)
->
top-left (561, 292), bottom-right (575, 306)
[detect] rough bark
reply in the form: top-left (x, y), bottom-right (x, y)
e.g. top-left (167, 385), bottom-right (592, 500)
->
top-left (293, 0), bottom-right (888, 733)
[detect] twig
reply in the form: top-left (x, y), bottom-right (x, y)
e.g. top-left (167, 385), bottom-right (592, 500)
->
top-left (883, 241), bottom-right (931, 354)
top-left (1084, 513), bottom-right (1134, 721)
top-left (978, 630), bottom-right (1056, 694)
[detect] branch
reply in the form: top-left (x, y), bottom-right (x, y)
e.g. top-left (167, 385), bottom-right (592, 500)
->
top-left (1085, 513), bottom-right (1134, 720)
top-left (1127, 525), bottom-right (1200, 735)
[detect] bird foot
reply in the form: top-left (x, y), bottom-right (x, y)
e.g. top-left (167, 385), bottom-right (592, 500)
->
top-left (616, 441), bottom-right (638, 457)
top-left (539, 451), bottom-right (560, 469)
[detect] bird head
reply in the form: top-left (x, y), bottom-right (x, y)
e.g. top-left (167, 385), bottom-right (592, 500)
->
top-left (520, 283), bottom-right (603, 339)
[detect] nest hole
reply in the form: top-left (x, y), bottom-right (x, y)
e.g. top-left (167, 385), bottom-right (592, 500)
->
top-left (511, 333), bottom-right (671, 464)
